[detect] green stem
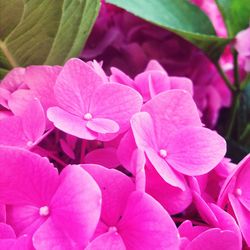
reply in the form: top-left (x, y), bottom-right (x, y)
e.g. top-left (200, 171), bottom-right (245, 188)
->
top-left (225, 91), bottom-right (241, 139)
top-left (233, 50), bottom-right (240, 90)
top-left (215, 61), bottom-right (236, 92)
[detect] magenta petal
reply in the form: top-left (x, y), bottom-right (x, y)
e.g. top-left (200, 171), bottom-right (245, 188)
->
top-left (170, 77), bottom-right (193, 95)
top-left (130, 112), bottom-right (158, 150)
top-left (0, 223), bottom-right (16, 239)
top-left (146, 166), bottom-right (192, 214)
top-left (0, 116), bottom-right (27, 147)
top-left (118, 191), bottom-right (180, 250)
top-left (7, 205), bottom-right (45, 236)
top-left (167, 127), bottom-right (226, 176)
top-left (90, 83), bottom-right (142, 132)
top-left (8, 89), bottom-right (35, 116)
top-left (229, 194), bottom-right (250, 246)
top-left (142, 90), bottom-right (201, 146)
top-left (84, 148), bottom-right (120, 168)
top-left (22, 98), bottom-right (45, 143)
top-left (0, 147), bottom-right (59, 205)
top-left (25, 65), bottom-right (61, 111)
top-left (82, 164), bottom-right (134, 225)
top-left (33, 218), bottom-right (80, 250)
top-left (54, 58), bottom-right (103, 116)
top-left (134, 71), bottom-right (170, 101)
top-left (86, 231), bottom-right (126, 250)
top-left (146, 148), bottom-right (186, 190)
top-left (50, 165), bottom-right (102, 247)
top-left (86, 118), bottom-right (119, 134)
top-left (186, 228), bottom-right (240, 250)
top-left (47, 107), bottom-right (97, 140)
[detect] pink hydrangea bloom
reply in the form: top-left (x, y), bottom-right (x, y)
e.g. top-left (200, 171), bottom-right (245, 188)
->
top-left (82, 164), bottom-right (180, 250)
top-left (131, 90), bottom-right (226, 188)
top-left (0, 147), bottom-right (102, 249)
top-left (218, 154), bottom-right (250, 247)
top-left (47, 58), bottom-right (142, 141)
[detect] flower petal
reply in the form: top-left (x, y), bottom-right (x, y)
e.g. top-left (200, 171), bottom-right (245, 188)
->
top-left (50, 165), bottom-right (102, 247)
top-left (118, 191), bottom-right (180, 250)
top-left (47, 107), bottom-right (97, 140)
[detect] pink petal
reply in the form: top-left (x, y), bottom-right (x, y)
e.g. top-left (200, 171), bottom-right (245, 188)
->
top-left (0, 117), bottom-right (27, 147)
top-left (167, 127), bottom-right (226, 175)
top-left (33, 218), bottom-right (80, 250)
top-left (84, 148), bottom-right (120, 168)
top-left (131, 149), bottom-right (146, 192)
top-left (145, 60), bottom-right (166, 72)
top-left (110, 67), bottom-right (134, 87)
top-left (170, 76), bottom-right (193, 95)
top-left (54, 58), bottom-right (103, 116)
top-left (50, 165), bottom-right (102, 247)
top-left (117, 129), bottom-right (138, 173)
top-left (86, 118), bottom-right (119, 134)
top-left (0, 146), bottom-right (59, 205)
top-left (229, 194), bottom-right (250, 246)
top-left (89, 83), bottom-right (142, 132)
top-left (234, 155), bottom-right (250, 209)
top-left (86, 231), bottom-right (126, 250)
top-left (118, 191), bottom-right (180, 250)
top-left (25, 65), bottom-right (62, 111)
top-left (146, 166), bottom-right (192, 214)
top-left (186, 228), bottom-right (240, 250)
top-left (6, 205), bottom-right (45, 236)
top-left (47, 107), bottom-right (97, 140)
top-left (134, 71), bottom-right (170, 101)
top-left (0, 223), bottom-right (16, 239)
top-left (142, 90), bottom-right (201, 147)
top-left (8, 89), bottom-right (35, 116)
top-left (130, 112), bottom-right (158, 150)
top-left (0, 68), bottom-right (26, 92)
top-left (82, 164), bottom-right (134, 225)
top-left (22, 99), bottom-right (45, 143)
top-left (146, 148), bottom-right (186, 190)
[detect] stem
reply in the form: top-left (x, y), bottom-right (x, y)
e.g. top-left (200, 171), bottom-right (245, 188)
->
top-left (0, 40), bottom-right (18, 68)
top-left (214, 61), bottom-right (236, 92)
top-left (225, 91), bottom-right (241, 139)
top-left (233, 50), bottom-right (240, 90)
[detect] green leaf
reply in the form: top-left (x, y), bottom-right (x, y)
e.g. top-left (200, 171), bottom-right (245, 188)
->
top-left (0, 0), bottom-right (100, 78)
top-left (215, 0), bottom-right (250, 37)
top-left (106, 0), bottom-right (232, 62)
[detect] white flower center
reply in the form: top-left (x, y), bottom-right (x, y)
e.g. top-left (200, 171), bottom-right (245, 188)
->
top-left (39, 206), bottom-right (50, 216)
top-left (26, 141), bottom-right (33, 147)
top-left (83, 113), bottom-right (93, 120)
top-left (108, 226), bottom-right (117, 233)
top-left (159, 149), bottom-right (167, 158)
top-left (235, 188), bottom-right (242, 196)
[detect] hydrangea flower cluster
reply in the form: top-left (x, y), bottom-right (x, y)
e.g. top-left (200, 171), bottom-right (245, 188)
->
top-left (0, 57), bottom-right (249, 249)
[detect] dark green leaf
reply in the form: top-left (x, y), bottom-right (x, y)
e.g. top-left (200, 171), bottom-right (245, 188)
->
top-left (215, 0), bottom-right (250, 37)
top-left (106, 0), bottom-right (232, 62)
top-left (0, 0), bottom-right (100, 78)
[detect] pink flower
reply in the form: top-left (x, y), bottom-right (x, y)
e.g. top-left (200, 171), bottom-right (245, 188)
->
top-left (47, 58), bottom-right (142, 141)
top-left (82, 164), bottom-right (180, 250)
top-left (0, 146), bottom-right (102, 249)
top-left (0, 99), bottom-right (47, 149)
top-left (131, 90), bottom-right (226, 190)
top-left (178, 218), bottom-right (241, 250)
top-left (218, 154), bottom-right (250, 247)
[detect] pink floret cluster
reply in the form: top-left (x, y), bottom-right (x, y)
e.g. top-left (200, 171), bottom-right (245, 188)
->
top-left (0, 57), bottom-right (249, 249)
